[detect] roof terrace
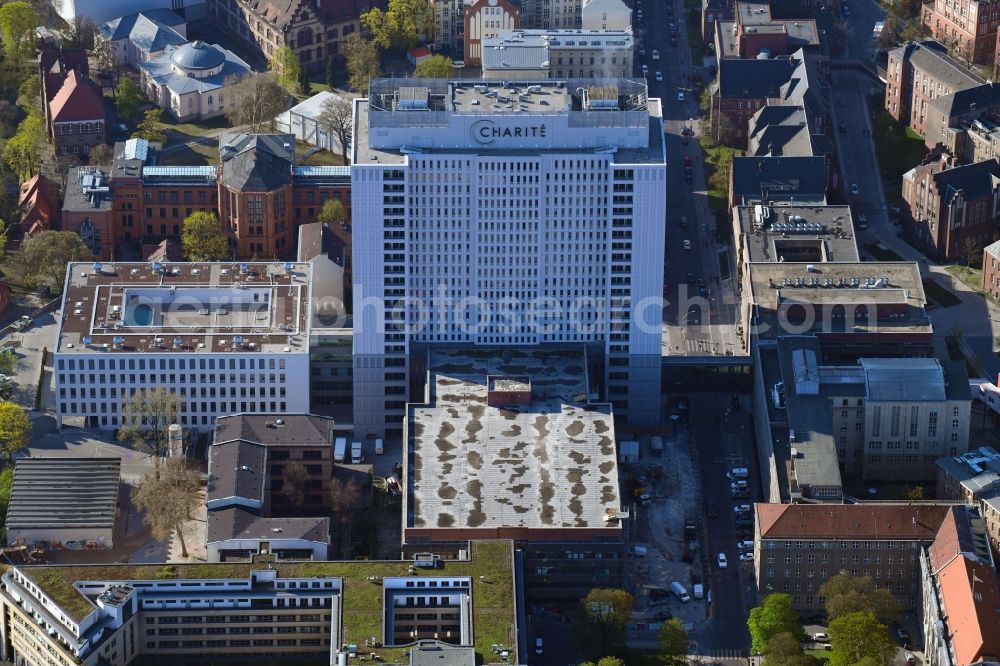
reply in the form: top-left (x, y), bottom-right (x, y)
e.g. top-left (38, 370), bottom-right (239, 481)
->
top-left (56, 261), bottom-right (312, 354)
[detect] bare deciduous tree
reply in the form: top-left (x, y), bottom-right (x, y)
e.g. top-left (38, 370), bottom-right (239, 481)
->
top-left (329, 476), bottom-right (364, 555)
top-left (281, 461), bottom-right (308, 506)
top-left (118, 387), bottom-right (181, 480)
top-left (132, 458), bottom-right (201, 558)
top-left (225, 73), bottom-right (287, 134)
top-left (317, 96), bottom-right (353, 165)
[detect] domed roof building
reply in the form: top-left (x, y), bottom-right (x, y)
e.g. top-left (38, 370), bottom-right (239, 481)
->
top-left (139, 40), bottom-right (253, 121)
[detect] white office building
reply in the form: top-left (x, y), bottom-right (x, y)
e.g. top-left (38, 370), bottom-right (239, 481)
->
top-left (54, 261), bottom-right (312, 431)
top-left (351, 78), bottom-right (666, 439)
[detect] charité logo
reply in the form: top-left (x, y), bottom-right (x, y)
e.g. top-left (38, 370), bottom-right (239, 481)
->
top-left (471, 119), bottom-right (548, 144)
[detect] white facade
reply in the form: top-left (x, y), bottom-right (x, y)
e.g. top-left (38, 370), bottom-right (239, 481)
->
top-left (352, 79), bottom-right (666, 438)
top-left (54, 261), bottom-right (312, 432)
top-left (55, 352), bottom-right (310, 430)
top-left (582, 0), bottom-right (632, 30)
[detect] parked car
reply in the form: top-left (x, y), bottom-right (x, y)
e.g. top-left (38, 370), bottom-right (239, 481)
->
top-left (739, 552), bottom-right (754, 562)
top-left (812, 632), bottom-right (830, 642)
top-left (850, 182), bottom-right (859, 195)
top-left (717, 552), bottom-right (728, 569)
top-left (655, 71), bottom-right (663, 82)
top-left (683, 239), bottom-right (692, 250)
top-left (737, 540), bottom-right (754, 551)
top-left (896, 628), bottom-right (911, 648)
top-left (734, 504), bottom-right (751, 514)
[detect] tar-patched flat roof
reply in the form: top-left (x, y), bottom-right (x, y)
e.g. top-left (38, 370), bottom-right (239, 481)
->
top-left (56, 261), bottom-right (311, 354)
top-left (408, 347), bottom-right (620, 530)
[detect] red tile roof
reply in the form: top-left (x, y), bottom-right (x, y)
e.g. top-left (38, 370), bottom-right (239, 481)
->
top-left (756, 503), bottom-right (952, 540)
top-left (18, 174), bottom-right (60, 236)
top-left (48, 70), bottom-right (105, 124)
top-left (928, 507), bottom-right (1000, 666)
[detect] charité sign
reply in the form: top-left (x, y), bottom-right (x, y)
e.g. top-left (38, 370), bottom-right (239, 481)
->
top-left (471, 119), bottom-right (548, 144)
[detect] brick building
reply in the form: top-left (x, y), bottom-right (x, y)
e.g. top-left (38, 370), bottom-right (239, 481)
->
top-left (935, 445), bottom-right (1000, 553)
top-left (47, 70), bottom-right (107, 157)
top-left (66, 136), bottom-right (351, 260)
top-left (463, 0), bottom-right (520, 66)
top-left (901, 155), bottom-right (1000, 260)
top-left (923, 82), bottom-right (1000, 159)
top-left (209, 0), bottom-right (363, 71)
top-left (922, 0), bottom-right (1000, 66)
top-left (17, 174), bottom-right (60, 238)
top-left (920, 505), bottom-right (1000, 666)
top-left (885, 41), bottom-right (985, 137)
top-left (753, 502), bottom-right (953, 614)
top-left (207, 413), bottom-right (342, 561)
top-left (984, 239), bottom-right (1000, 298)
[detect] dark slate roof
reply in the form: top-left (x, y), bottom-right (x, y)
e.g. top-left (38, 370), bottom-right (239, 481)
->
top-left (748, 124), bottom-right (814, 156)
top-left (206, 440), bottom-right (266, 505)
top-left (214, 413), bottom-right (335, 448)
top-left (207, 506), bottom-right (329, 544)
top-left (889, 41), bottom-right (984, 90)
top-left (718, 56), bottom-right (797, 98)
top-left (929, 82), bottom-right (1000, 118)
top-left (934, 157), bottom-right (1000, 205)
top-left (778, 49), bottom-right (827, 119)
top-left (731, 155), bottom-right (828, 202)
top-left (748, 104), bottom-right (806, 134)
top-left (7, 458), bottom-right (120, 530)
top-left (219, 133), bottom-right (294, 191)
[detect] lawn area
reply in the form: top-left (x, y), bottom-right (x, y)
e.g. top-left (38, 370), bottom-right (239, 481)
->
top-left (922, 278), bottom-right (962, 307)
top-left (21, 540), bottom-right (518, 664)
top-left (158, 142), bottom-right (217, 166)
top-left (699, 136), bottom-right (741, 240)
top-left (805, 648), bottom-right (832, 664)
top-left (867, 94), bottom-right (929, 186)
top-left (863, 242), bottom-right (904, 261)
top-left (685, 6), bottom-right (705, 66)
top-left (945, 264), bottom-right (985, 293)
top-left (160, 114), bottom-right (230, 139)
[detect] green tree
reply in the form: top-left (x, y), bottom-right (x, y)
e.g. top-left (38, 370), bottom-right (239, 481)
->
top-left (225, 73), bottom-right (287, 133)
top-left (0, 349), bottom-right (17, 376)
top-left (181, 211), bottom-right (229, 261)
top-left (317, 96), bottom-right (353, 165)
top-left (3, 112), bottom-right (45, 179)
top-left (16, 72), bottom-right (38, 111)
top-left (343, 34), bottom-right (381, 95)
top-left (317, 198), bottom-right (346, 226)
top-left (14, 230), bottom-right (91, 290)
top-left (580, 659), bottom-right (627, 666)
top-left (361, 0), bottom-right (433, 50)
top-left (118, 387), bottom-right (181, 480)
top-left (133, 109), bottom-right (166, 144)
top-left (574, 588), bottom-right (634, 660)
top-left (414, 54), bottom-right (454, 78)
top-left (0, 2), bottom-right (38, 58)
top-left (0, 401), bottom-right (30, 463)
top-left (91, 36), bottom-right (117, 92)
top-left (269, 46), bottom-right (301, 92)
top-left (764, 632), bottom-right (816, 666)
top-left (298, 63), bottom-right (312, 95)
top-left (132, 458), bottom-right (200, 558)
top-left (819, 572), bottom-right (900, 624)
top-left (747, 593), bottom-right (805, 654)
top-left (116, 78), bottom-right (144, 123)
top-left (658, 617), bottom-right (688, 666)
top-left (828, 612), bottom-right (895, 666)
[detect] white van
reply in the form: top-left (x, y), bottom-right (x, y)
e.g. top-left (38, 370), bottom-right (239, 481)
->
top-left (670, 581), bottom-right (691, 603)
top-left (375, 438), bottom-right (384, 455)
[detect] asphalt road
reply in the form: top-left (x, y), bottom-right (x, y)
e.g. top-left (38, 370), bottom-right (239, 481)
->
top-left (691, 393), bottom-right (755, 654)
top-left (635, 0), bottom-right (743, 358)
